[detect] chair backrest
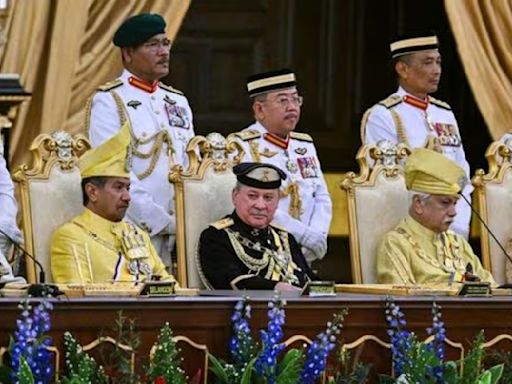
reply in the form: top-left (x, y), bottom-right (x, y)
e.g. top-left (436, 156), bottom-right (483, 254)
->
top-left (473, 141), bottom-right (512, 284)
top-left (170, 133), bottom-right (243, 288)
top-left (12, 131), bottom-right (90, 283)
top-left (341, 141), bottom-right (410, 284)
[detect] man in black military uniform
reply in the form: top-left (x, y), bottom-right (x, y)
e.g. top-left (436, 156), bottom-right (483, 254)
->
top-left (198, 163), bottom-right (316, 291)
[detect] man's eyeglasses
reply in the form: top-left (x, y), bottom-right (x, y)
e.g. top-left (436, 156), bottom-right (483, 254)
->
top-left (266, 95), bottom-right (303, 108)
top-left (142, 38), bottom-right (172, 52)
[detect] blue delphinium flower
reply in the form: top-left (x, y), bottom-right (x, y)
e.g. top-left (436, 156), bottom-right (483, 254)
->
top-left (385, 299), bottom-right (413, 377)
top-left (426, 301), bottom-right (446, 383)
top-left (254, 296), bottom-right (286, 384)
top-left (228, 297), bottom-right (257, 370)
top-left (10, 299), bottom-right (54, 384)
top-left (299, 310), bottom-right (347, 384)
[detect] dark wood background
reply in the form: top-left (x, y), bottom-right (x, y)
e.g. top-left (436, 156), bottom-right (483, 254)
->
top-left (165, 0), bottom-right (492, 282)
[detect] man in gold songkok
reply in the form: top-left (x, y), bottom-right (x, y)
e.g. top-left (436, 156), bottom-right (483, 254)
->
top-left (51, 124), bottom-right (174, 284)
top-left (376, 148), bottom-right (495, 285)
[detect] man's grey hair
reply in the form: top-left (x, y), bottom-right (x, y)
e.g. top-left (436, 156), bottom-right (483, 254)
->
top-left (408, 190), bottom-right (431, 205)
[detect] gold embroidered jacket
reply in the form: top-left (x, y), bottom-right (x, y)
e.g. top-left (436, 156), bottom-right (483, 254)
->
top-left (50, 208), bottom-right (172, 284)
top-left (376, 215), bottom-right (495, 285)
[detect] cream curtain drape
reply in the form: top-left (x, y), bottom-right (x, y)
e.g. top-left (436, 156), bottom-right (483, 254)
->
top-left (445, 0), bottom-right (512, 140)
top-left (0, 0), bottom-right (190, 166)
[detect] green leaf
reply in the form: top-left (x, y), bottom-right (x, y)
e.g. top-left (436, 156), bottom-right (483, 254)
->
top-left (208, 353), bottom-right (230, 383)
top-left (240, 357), bottom-right (256, 384)
top-left (18, 357), bottom-right (34, 384)
top-left (487, 364), bottom-right (504, 384)
top-left (477, 370), bottom-right (492, 384)
top-left (277, 349), bottom-right (303, 384)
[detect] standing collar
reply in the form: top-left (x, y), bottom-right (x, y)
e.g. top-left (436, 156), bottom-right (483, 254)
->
top-left (80, 208), bottom-right (124, 233)
top-left (231, 211), bottom-right (271, 240)
top-left (397, 87), bottom-right (429, 110)
top-left (263, 132), bottom-right (289, 149)
top-left (404, 214), bottom-right (440, 242)
top-left (122, 69), bottom-right (159, 93)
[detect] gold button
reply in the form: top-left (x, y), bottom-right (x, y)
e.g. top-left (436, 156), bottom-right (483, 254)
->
top-left (154, 110), bottom-right (160, 115)
top-left (141, 132), bottom-right (147, 137)
top-left (151, 95), bottom-right (156, 100)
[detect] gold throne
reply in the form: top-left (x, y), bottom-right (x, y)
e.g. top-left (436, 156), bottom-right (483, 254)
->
top-left (341, 141), bottom-right (411, 284)
top-left (12, 131), bottom-right (90, 283)
top-left (473, 140), bottom-right (512, 284)
top-left (170, 132), bottom-right (243, 288)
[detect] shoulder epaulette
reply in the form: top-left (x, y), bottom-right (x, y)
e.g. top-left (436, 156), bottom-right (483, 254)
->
top-left (159, 82), bottom-right (184, 95)
top-left (378, 94), bottom-right (402, 109)
top-left (233, 130), bottom-right (261, 141)
top-left (211, 218), bottom-right (234, 230)
top-left (429, 96), bottom-right (451, 110)
top-left (290, 132), bottom-right (313, 142)
top-left (97, 79), bottom-right (123, 92)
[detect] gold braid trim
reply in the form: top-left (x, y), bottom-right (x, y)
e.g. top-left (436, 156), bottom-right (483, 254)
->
top-left (109, 91), bottom-right (128, 127)
top-left (110, 89), bottom-right (175, 180)
top-left (390, 109), bottom-right (409, 146)
top-left (226, 229), bottom-right (270, 272)
top-left (131, 130), bottom-right (174, 180)
top-left (281, 182), bottom-right (302, 220)
top-left (395, 227), bottom-right (465, 275)
top-left (83, 95), bottom-right (94, 137)
top-left (359, 107), bottom-right (374, 143)
top-left (249, 140), bottom-right (261, 162)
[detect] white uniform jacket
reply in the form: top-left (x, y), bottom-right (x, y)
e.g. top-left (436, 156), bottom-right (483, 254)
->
top-left (86, 70), bottom-right (195, 255)
top-left (362, 87), bottom-right (473, 238)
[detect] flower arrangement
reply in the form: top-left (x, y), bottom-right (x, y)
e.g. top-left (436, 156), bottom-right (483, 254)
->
top-left (381, 298), bottom-right (504, 384)
top-left (0, 298), bottom-right (55, 384)
top-left (146, 322), bottom-right (187, 384)
top-left (209, 295), bottom-right (347, 384)
top-left (59, 331), bottom-right (108, 384)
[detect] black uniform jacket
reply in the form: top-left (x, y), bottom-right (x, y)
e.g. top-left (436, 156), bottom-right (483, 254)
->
top-left (198, 212), bottom-right (316, 290)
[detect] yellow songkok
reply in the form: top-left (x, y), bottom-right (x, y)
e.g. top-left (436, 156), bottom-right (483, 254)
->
top-left (405, 148), bottom-right (466, 195)
top-left (80, 123), bottom-right (131, 179)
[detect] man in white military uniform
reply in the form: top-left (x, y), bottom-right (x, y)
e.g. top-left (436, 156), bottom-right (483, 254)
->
top-left (0, 151), bottom-right (26, 285)
top-left (361, 32), bottom-right (472, 239)
top-left (86, 13), bottom-right (195, 268)
top-left (232, 69), bottom-right (332, 264)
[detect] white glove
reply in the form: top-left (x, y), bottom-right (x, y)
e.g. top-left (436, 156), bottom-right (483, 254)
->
top-left (300, 229), bottom-right (327, 261)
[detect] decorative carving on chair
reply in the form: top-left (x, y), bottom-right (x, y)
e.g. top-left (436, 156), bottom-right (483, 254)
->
top-left (169, 132), bottom-right (244, 183)
top-left (12, 131), bottom-right (90, 181)
top-left (473, 141), bottom-right (512, 188)
top-left (341, 141), bottom-right (410, 194)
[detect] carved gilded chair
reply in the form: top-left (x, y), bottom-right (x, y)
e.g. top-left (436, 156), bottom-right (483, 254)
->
top-left (473, 140), bottom-right (512, 285)
top-left (170, 133), bottom-right (243, 288)
top-left (341, 141), bottom-right (410, 284)
top-left (12, 132), bottom-right (90, 283)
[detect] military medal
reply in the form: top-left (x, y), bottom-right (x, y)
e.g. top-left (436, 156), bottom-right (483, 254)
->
top-left (297, 157), bottom-right (319, 178)
top-left (284, 150), bottom-right (298, 173)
